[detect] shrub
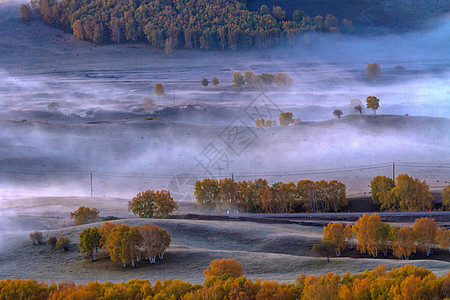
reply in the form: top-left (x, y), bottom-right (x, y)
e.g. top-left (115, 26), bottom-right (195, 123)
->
top-left (55, 237), bottom-right (70, 251)
top-left (47, 236), bottom-right (57, 249)
top-left (30, 231), bottom-right (43, 245)
top-left (70, 206), bottom-right (99, 225)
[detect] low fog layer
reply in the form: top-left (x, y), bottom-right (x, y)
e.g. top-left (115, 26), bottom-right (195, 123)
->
top-left (0, 3), bottom-right (449, 201)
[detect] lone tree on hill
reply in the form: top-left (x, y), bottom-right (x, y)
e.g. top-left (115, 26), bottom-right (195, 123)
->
top-left (201, 78), bottom-right (209, 87)
top-left (366, 63), bottom-right (381, 81)
top-left (333, 109), bottom-right (343, 119)
top-left (154, 83), bottom-right (166, 96)
top-left (366, 96), bottom-right (380, 115)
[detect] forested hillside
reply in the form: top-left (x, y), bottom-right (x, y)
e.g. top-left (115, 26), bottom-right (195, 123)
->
top-left (31, 0), bottom-right (352, 48)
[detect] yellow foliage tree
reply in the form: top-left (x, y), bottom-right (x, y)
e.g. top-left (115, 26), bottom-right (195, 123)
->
top-left (412, 217), bottom-right (437, 256)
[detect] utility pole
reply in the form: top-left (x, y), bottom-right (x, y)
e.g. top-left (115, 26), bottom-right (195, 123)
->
top-left (232, 173), bottom-right (234, 180)
top-left (90, 172), bottom-right (93, 197)
top-left (392, 162), bottom-right (395, 180)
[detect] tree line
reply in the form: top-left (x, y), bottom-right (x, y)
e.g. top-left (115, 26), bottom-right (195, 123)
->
top-left (29, 0), bottom-right (353, 49)
top-left (370, 174), bottom-right (442, 212)
top-left (79, 222), bottom-right (171, 267)
top-left (194, 178), bottom-right (347, 213)
top-left (1, 261), bottom-right (449, 299)
top-left (321, 215), bottom-right (450, 260)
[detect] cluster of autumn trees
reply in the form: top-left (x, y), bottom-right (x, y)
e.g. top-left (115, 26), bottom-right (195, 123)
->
top-left (31, 0), bottom-right (353, 48)
top-left (1, 261), bottom-right (449, 299)
top-left (256, 111), bottom-right (301, 127)
top-left (194, 178), bottom-right (347, 213)
top-left (79, 222), bottom-right (171, 267)
top-left (370, 174), bottom-right (435, 211)
top-left (322, 215), bottom-right (450, 260)
top-left (128, 189), bottom-right (178, 218)
top-left (233, 71), bottom-right (293, 88)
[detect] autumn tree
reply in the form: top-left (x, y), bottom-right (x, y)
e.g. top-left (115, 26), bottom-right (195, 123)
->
top-left (19, 4), bottom-right (32, 22)
top-left (322, 223), bottom-right (346, 256)
top-left (435, 227), bottom-right (449, 252)
top-left (106, 224), bottom-right (141, 267)
top-left (354, 104), bottom-right (363, 115)
top-left (370, 175), bottom-right (395, 208)
top-left (137, 224), bottom-right (161, 263)
top-left (312, 241), bottom-right (338, 262)
top-left (261, 73), bottom-right (274, 85)
top-left (413, 217), bottom-right (437, 256)
top-left (201, 78), bottom-right (209, 87)
top-left (79, 227), bottom-right (102, 261)
top-left (366, 63), bottom-right (381, 81)
top-left (366, 96), bottom-right (380, 115)
top-left (342, 19), bottom-right (354, 33)
top-left (327, 180), bottom-right (347, 212)
top-left (154, 83), bottom-right (166, 96)
top-left (273, 73), bottom-right (294, 87)
top-left (333, 109), bottom-right (343, 119)
top-left (70, 206), bottom-right (99, 225)
top-left (392, 226), bottom-right (416, 259)
top-left (390, 174), bottom-right (433, 212)
top-left (212, 77), bottom-right (219, 86)
top-left (442, 185), bottom-right (450, 210)
top-left (293, 10), bottom-right (306, 24)
top-left (128, 189), bottom-right (178, 218)
top-left (143, 97), bottom-right (156, 111)
top-left (203, 259), bottom-right (243, 279)
top-left (353, 214), bottom-right (385, 257)
top-left (232, 71), bottom-right (245, 87)
top-left (72, 20), bottom-right (84, 40)
top-left (194, 178), bottom-right (220, 210)
top-left (273, 181), bottom-right (299, 214)
top-left (279, 112), bottom-right (293, 126)
top-left (217, 178), bottom-right (240, 209)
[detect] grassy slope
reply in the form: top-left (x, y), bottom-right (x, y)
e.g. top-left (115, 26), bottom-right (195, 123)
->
top-left (1, 218), bottom-right (448, 284)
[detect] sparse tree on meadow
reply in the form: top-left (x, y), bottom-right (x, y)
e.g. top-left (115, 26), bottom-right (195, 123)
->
top-left (212, 77), bottom-right (219, 86)
top-left (273, 73), bottom-right (294, 87)
top-left (312, 241), bottom-right (338, 262)
top-left (366, 63), bottom-right (381, 81)
top-left (201, 78), bottom-right (209, 87)
top-left (333, 109), bottom-right (343, 119)
top-left (366, 96), bottom-right (380, 115)
top-left (244, 71), bottom-right (255, 86)
top-left (154, 83), bottom-right (166, 96)
top-left (143, 97), bottom-right (156, 111)
top-left (354, 104), bottom-right (363, 115)
top-left (322, 223), bottom-right (346, 256)
top-left (261, 73), bottom-right (274, 85)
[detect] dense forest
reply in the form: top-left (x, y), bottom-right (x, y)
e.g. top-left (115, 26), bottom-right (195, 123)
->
top-left (30, 0), bottom-right (353, 48)
top-left (1, 263), bottom-right (449, 299)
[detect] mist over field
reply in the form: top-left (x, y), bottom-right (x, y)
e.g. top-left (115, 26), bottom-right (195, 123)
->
top-left (0, 1), bottom-right (449, 201)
